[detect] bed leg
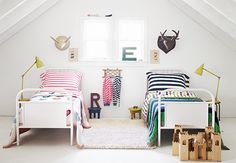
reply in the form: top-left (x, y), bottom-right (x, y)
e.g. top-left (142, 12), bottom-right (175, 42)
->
top-left (70, 125), bottom-right (73, 146)
top-left (76, 122), bottom-right (84, 149)
top-left (16, 109), bottom-right (20, 146)
top-left (16, 125), bottom-right (19, 146)
top-left (16, 101), bottom-right (20, 146)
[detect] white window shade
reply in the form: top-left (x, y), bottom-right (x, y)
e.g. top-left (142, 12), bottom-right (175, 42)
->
top-left (84, 21), bottom-right (110, 40)
top-left (82, 19), bottom-right (112, 60)
top-left (85, 41), bottom-right (108, 59)
top-left (119, 20), bottom-right (144, 40)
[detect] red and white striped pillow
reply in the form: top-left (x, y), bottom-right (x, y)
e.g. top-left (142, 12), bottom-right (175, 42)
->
top-left (40, 70), bottom-right (82, 96)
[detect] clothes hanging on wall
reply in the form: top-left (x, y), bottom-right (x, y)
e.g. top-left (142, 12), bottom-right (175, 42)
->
top-left (112, 76), bottom-right (122, 107)
top-left (102, 75), bottom-right (112, 106)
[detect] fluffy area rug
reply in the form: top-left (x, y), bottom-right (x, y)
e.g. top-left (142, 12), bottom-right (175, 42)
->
top-left (81, 118), bottom-right (155, 149)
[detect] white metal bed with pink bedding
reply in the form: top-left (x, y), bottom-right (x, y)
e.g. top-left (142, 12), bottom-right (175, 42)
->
top-left (15, 69), bottom-right (89, 146)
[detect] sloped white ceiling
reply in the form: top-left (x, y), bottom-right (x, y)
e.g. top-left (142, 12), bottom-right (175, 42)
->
top-left (206, 0), bottom-right (236, 23)
top-left (169, 0), bottom-right (236, 52)
top-left (0, 0), bottom-right (24, 17)
top-left (0, 0), bottom-right (60, 45)
top-left (0, 0), bottom-right (236, 51)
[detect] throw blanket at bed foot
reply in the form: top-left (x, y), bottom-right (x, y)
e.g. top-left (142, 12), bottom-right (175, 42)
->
top-left (147, 98), bottom-right (221, 146)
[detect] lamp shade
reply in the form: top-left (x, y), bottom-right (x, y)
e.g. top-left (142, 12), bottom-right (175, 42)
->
top-left (35, 56), bottom-right (44, 68)
top-left (195, 64), bottom-right (204, 76)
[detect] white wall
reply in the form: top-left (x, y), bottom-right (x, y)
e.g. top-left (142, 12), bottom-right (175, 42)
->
top-left (0, 0), bottom-right (235, 118)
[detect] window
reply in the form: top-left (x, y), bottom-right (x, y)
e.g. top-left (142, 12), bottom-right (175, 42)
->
top-left (82, 19), bottom-right (112, 60)
top-left (118, 19), bottom-right (145, 62)
top-left (81, 18), bottom-right (146, 62)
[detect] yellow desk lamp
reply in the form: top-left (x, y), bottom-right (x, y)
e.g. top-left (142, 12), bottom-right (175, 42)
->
top-left (20, 56), bottom-right (44, 101)
top-left (195, 64), bottom-right (230, 150)
top-left (195, 64), bottom-right (221, 101)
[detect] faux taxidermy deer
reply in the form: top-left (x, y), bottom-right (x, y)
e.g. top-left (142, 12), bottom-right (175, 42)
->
top-left (157, 30), bottom-right (179, 54)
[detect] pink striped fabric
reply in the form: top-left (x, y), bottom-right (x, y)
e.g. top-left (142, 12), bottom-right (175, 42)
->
top-left (40, 71), bottom-right (82, 96)
top-left (102, 75), bottom-right (112, 106)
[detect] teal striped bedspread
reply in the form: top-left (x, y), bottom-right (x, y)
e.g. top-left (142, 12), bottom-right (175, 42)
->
top-left (147, 98), bottom-right (220, 146)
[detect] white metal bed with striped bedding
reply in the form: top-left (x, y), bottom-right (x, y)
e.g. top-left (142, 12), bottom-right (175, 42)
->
top-left (142, 70), bottom-right (216, 146)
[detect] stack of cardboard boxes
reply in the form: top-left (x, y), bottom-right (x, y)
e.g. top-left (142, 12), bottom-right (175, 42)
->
top-left (172, 125), bottom-right (221, 162)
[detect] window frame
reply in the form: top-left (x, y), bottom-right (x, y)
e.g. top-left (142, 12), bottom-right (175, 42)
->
top-left (79, 17), bottom-right (147, 63)
top-left (116, 18), bottom-right (146, 62)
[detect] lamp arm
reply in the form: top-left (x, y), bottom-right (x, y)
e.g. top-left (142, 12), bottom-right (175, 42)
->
top-left (203, 68), bottom-right (221, 101)
top-left (20, 61), bottom-right (36, 100)
top-left (21, 61), bottom-right (36, 92)
top-left (203, 68), bottom-right (220, 78)
top-left (22, 61), bottom-right (36, 77)
top-left (21, 75), bottom-right (24, 99)
top-left (215, 77), bottom-right (220, 101)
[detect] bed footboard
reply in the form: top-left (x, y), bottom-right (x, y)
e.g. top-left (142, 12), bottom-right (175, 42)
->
top-left (16, 88), bottom-right (74, 146)
top-left (157, 88), bottom-right (215, 147)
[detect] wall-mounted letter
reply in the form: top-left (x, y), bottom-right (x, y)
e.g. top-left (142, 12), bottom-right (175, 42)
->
top-left (122, 47), bottom-right (137, 61)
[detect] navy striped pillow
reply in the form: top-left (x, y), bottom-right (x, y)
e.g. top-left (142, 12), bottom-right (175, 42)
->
top-left (146, 72), bottom-right (190, 92)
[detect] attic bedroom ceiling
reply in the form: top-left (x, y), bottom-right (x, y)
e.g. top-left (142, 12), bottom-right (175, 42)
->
top-left (0, 0), bottom-right (235, 52)
top-left (169, 0), bottom-right (236, 52)
top-left (0, 0), bottom-right (60, 45)
top-left (0, 0), bottom-right (24, 17)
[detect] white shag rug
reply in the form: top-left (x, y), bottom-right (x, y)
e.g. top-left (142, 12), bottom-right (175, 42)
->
top-left (81, 118), bottom-right (155, 149)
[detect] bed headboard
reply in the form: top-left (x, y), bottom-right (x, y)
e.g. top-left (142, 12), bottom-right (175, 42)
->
top-left (148, 69), bottom-right (186, 74)
top-left (46, 68), bottom-right (80, 73)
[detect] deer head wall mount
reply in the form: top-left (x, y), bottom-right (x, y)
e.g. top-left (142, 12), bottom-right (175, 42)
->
top-left (157, 30), bottom-right (180, 54)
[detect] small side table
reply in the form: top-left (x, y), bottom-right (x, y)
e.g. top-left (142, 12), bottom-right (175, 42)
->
top-left (88, 107), bottom-right (101, 119)
top-left (128, 107), bottom-right (142, 119)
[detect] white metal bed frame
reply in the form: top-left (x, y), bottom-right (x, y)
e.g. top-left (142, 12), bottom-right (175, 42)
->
top-left (15, 68), bottom-right (84, 146)
top-left (16, 88), bottom-right (76, 146)
top-left (147, 70), bottom-right (215, 147)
